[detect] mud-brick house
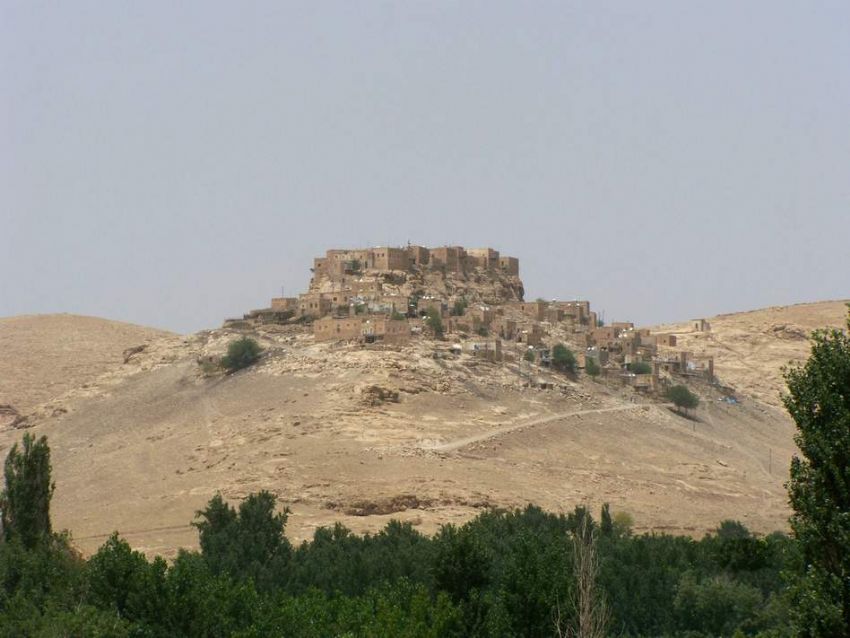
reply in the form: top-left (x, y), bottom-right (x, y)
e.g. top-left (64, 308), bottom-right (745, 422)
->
top-left (491, 317), bottom-right (517, 340)
top-left (270, 297), bottom-right (298, 312)
top-left (544, 307), bottom-right (565, 324)
top-left (298, 293), bottom-right (333, 318)
top-left (693, 319), bottom-right (711, 332)
top-left (467, 305), bottom-right (496, 326)
top-left (363, 316), bottom-right (411, 344)
top-left (510, 301), bottom-right (547, 322)
top-left (313, 316), bottom-right (365, 342)
top-left (558, 301), bottom-right (592, 324)
top-left (520, 323), bottom-right (544, 347)
top-left (656, 334), bottom-right (678, 347)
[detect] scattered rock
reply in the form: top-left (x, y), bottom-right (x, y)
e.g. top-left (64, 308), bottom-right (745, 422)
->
top-left (122, 344), bottom-right (147, 364)
top-left (338, 494), bottom-right (431, 516)
top-left (0, 404), bottom-right (30, 430)
top-left (358, 384), bottom-right (400, 406)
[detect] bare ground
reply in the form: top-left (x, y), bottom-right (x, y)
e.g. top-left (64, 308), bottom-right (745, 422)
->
top-left (0, 307), bottom-right (818, 557)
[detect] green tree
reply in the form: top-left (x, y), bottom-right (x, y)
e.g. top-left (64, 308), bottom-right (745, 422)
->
top-left (783, 307), bottom-right (850, 637)
top-left (667, 385), bottom-right (699, 414)
top-left (194, 491), bottom-right (291, 591)
top-left (1, 433), bottom-right (55, 548)
top-left (600, 504), bottom-right (613, 538)
top-left (221, 337), bottom-right (263, 373)
top-left (552, 344), bottom-right (577, 374)
top-left (85, 533), bottom-right (167, 626)
top-left (425, 307), bottom-right (444, 339)
top-left (524, 349), bottom-right (536, 363)
top-left (585, 358), bottom-right (601, 378)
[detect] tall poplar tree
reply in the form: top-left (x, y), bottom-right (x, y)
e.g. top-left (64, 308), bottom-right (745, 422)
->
top-left (784, 306), bottom-right (850, 637)
top-left (1, 433), bottom-right (55, 548)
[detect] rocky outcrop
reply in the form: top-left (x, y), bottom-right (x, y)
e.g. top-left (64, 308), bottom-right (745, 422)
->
top-left (0, 404), bottom-right (29, 430)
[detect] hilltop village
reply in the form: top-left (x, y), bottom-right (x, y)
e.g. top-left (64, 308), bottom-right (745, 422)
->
top-left (226, 244), bottom-right (715, 394)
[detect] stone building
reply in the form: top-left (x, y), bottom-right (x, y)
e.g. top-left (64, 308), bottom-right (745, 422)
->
top-left (693, 319), bottom-right (711, 332)
top-left (656, 334), bottom-right (677, 347)
top-left (466, 248), bottom-right (501, 270)
top-left (430, 246), bottom-right (466, 273)
top-left (511, 301), bottom-right (547, 322)
top-left (313, 316), bottom-right (365, 341)
top-left (270, 297), bottom-right (298, 312)
top-left (298, 293), bottom-right (332, 318)
top-left (407, 245), bottom-right (430, 266)
top-left (313, 315), bottom-right (411, 344)
top-left (499, 256), bottom-right (519, 276)
top-left (369, 247), bottom-right (409, 271)
top-left (363, 316), bottom-right (411, 344)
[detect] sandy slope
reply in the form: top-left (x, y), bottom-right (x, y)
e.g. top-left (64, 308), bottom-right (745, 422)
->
top-left (0, 307), bottom-right (808, 558)
top-left (0, 314), bottom-right (176, 414)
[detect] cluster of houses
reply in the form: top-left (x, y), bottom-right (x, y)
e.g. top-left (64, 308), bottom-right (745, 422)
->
top-left (226, 244), bottom-right (715, 391)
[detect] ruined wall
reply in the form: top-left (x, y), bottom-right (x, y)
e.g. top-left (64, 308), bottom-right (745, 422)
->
top-left (467, 248), bottom-right (500, 270)
top-left (407, 245), bottom-right (430, 266)
top-left (430, 246), bottom-right (466, 273)
top-left (499, 256), bottom-right (519, 276)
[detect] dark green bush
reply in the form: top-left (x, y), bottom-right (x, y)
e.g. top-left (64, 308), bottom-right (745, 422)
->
top-left (552, 343), bottom-right (577, 374)
top-left (667, 384), bottom-right (699, 413)
top-left (221, 337), bottom-right (263, 373)
top-left (629, 361), bottom-right (652, 375)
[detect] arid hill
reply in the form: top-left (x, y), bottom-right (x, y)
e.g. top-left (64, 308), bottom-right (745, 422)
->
top-left (3, 302), bottom-right (839, 557)
top-left (0, 314), bottom-right (177, 428)
top-left (652, 300), bottom-right (849, 408)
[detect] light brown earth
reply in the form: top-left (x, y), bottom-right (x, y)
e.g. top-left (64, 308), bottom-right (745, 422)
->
top-left (0, 302), bottom-right (845, 558)
top-left (652, 300), bottom-right (849, 408)
top-left (0, 314), bottom-right (176, 415)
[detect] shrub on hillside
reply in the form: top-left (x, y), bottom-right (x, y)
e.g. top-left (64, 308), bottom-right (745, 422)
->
top-left (629, 361), bottom-right (652, 375)
top-left (667, 384), bottom-right (699, 413)
top-left (585, 358), bottom-right (601, 378)
top-left (221, 337), bottom-right (262, 373)
top-left (425, 308), bottom-right (444, 338)
top-left (451, 298), bottom-right (468, 317)
top-left (552, 343), bottom-right (577, 374)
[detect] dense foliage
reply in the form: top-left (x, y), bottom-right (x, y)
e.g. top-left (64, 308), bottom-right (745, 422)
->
top-left (783, 307), bottom-right (850, 636)
top-left (1, 433), bottom-right (54, 549)
top-left (0, 483), bottom-right (798, 636)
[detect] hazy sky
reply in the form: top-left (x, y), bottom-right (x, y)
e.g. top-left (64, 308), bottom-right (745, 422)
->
top-left (2, 2), bottom-right (848, 334)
